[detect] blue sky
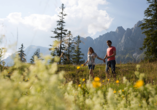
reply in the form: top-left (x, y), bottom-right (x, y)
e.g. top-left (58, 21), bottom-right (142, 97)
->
top-left (106, 0), bottom-right (148, 30)
top-left (94, 0), bottom-right (149, 37)
top-left (0, 0), bottom-right (149, 58)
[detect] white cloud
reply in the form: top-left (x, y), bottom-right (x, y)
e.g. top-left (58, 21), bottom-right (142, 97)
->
top-left (0, 0), bottom-right (113, 52)
top-left (0, 14), bottom-right (54, 53)
top-left (7, 12), bottom-right (58, 32)
top-left (61, 0), bottom-right (113, 37)
top-left (5, 0), bottom-right (113, 37)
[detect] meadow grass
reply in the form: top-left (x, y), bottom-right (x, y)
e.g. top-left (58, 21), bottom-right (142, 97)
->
top-left (1, 57), bottom-right (157, 109)
top-left (58, 61), bottom-right (157, 85)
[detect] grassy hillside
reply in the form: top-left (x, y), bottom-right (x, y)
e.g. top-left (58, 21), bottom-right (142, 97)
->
top-left (58, 61), bottom-right (157, 85)
top-left (1, 57), bottom-right (157, 109)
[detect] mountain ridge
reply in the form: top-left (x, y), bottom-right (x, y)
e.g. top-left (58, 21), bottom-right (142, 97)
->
top-left (4, 20), bottom-right (145, 66)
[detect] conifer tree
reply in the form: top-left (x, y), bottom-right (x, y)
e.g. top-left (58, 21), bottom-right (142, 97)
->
top-left (50, 4), bottom-right (68, 64)
top-left (63, 31), bottom-right (75, 64)
top-left (50, 47), bottom-right (60, 63)
top-left (72, 35), bottom-right (85, 64)
top-left (18, 44), bottom-right (26, 62)
top-left (0, 48), bottom-right (5, 65)
top-left (139, 0), bottom-right (157, 60)
top-left (30, 49), bottom-right (40, 64)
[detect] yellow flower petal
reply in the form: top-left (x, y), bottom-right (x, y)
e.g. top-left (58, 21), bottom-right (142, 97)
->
top-left (116, 80), bottom-right (119, 84)
top-left (78, 84), bottom-right (81, 87)
top-left (94, 77), bottom-right (100, 82)
top-left (92, 81), bottom-right (101, 88)
top-left (134, 80), bottom-right (144, 88)
top-left (77, 66), bottom-right (80, 69)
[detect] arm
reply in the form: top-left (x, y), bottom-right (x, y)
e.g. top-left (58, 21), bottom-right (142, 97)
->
top-left (95, 53), bottom-right (104, 60)
top-left (83, 54), bottom-right (89, 66)
top-left (97, 56), bottom-right (104, 60)
top-left (104, 54), bottom-right (107, 59)
top-left (84, 60), bottom-right (88, 65)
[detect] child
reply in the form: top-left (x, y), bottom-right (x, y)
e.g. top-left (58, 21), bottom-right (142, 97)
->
top-left (83, 47), bottom-right (104, 79)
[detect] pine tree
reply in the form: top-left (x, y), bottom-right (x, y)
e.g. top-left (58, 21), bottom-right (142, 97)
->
top-left (18, 44), bottom-right (26, 62)
top-left (30, 49), bottom-right (40, 64)
top-left (63, 31), bottom-right (75, 64)
top-left (0, 48), bottom-right (5, 65)
top-left (50, 47), bottom-right (60, 63)
top-left (50, 4), bottom-right (68, 64)
top-left (72, 35), bottom-right (85, 64)
top-left (139, 0), bottom-right (157, 60)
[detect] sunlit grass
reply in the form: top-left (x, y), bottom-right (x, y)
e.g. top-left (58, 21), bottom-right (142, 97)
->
top-left (1, 58), bottom-right (157, 109)
top-left (59, 61), bottom-right (157, 86)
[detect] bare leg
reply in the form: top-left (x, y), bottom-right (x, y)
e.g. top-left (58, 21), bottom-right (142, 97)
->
top-left (89, 69), bottom-right (94, 79)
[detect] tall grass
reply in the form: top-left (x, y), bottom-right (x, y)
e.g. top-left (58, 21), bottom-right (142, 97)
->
top-left (1, 56), bottom-right (157, 109)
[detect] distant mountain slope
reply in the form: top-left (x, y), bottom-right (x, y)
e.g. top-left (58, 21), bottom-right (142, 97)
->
top-left (3, 45), bottom-right (51, 66)
top-left (78, 21), bottom-right (145, 63)
top-left (4, 20), bottom-right (145, 66)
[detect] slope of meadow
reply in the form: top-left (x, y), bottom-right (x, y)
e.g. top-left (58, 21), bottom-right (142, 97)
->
top-left (60, 61), bottom-right (157, 85)
top-left (1, 57), bottom-right (157, 110)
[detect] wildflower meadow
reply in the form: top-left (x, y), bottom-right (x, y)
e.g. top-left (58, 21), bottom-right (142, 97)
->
top-left (1, 54), bottom-right (157, 110)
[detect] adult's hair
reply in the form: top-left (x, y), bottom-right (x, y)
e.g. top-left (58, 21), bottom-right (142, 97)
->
top-left (107, 40), bottom-right (112, 44)
top-left (88, 47), bottom-right (95, 54)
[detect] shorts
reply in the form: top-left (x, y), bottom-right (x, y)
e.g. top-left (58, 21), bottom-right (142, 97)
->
top-left (88, 65), bottom-right (95, 70)
top-left (106, 60), bottom-right (116, 73)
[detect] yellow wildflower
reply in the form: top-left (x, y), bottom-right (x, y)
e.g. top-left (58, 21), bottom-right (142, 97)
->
top-left (134, 80), bottom-right (144, 88)
top-left (102, 80), bottom-right (105, 82)
top-left (113, 90), bottom-right (116, 93)
top-left (81, 64), bottom-right (84, 67)
top-left (82, 78), bottom-right (85, 81)
top-left (28, 78), bottom-right (29, 80)
top-left (116, 80), bottom-right (119, 84)
top-left (94, 77), bottom-right (100, 82)
top-left (108, 79), bottom-right (110, 81)
top-left (14, 98), bottom-right (18, 102)
top-left (92, 81), bottom-right (101, 88)
top-left (122, 90), bottom-right (124, 92)
top-left (77, 66), bottom-right (80, 69)
top-left (78, 84), bottom-right (81, 87)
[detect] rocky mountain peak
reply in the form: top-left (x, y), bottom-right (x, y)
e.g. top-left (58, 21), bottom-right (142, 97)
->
top-left (116, 26), bottom-right (125, 34)
top-left (133, 21), bottom-right (143, 28)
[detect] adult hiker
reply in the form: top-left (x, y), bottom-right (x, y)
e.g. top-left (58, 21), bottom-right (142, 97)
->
top-left (104, 40), bottom-right (116, 79)
top-left (83, 47), bottom-right (104, 79)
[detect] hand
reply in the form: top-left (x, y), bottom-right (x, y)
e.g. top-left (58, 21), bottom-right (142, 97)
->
top-left (103, 59), bottom-right (106, 63)
top-left (106, 56), bottom-right (110, 59)
top-left (82, 64), bottom-right (85, 66)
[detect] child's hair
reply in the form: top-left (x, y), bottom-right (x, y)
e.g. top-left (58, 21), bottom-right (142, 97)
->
top-left (88, 47), bottom-right (95, 54)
